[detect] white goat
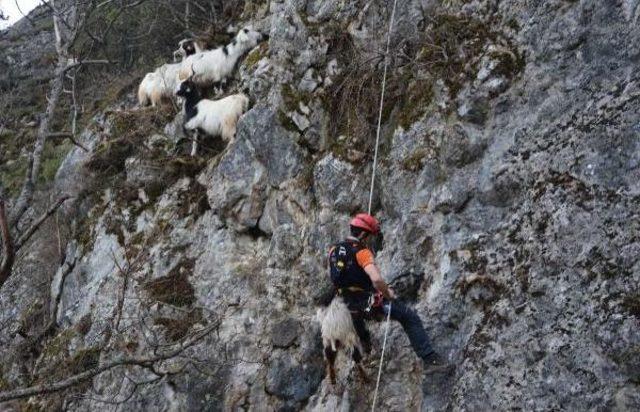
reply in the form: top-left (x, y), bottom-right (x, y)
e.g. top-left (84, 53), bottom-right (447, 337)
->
top-left (319, 296), bottom-right (367, 384)
top-left (173, 38), bottom-right (206, 62)
top-left (177, 27), bottom-right (266, 89)
top-left (137, 62), bottom-right (181, 107)
top-left (175, 78), bottom-right (249, 156)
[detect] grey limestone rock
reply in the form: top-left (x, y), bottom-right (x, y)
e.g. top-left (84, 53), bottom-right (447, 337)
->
top-left (271, 317), bottom-right (302, 348)
top-left (2, 0), bottom-right (640, 411)
top-left (313, 154), bottom-right (369, 213)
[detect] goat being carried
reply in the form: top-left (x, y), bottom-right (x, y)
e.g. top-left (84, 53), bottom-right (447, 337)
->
top-left (319, 296), bottom-right (368, 384)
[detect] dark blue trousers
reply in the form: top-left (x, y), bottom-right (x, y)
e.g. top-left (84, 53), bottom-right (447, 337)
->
top-left (350, 299), bottom-right (434, 360)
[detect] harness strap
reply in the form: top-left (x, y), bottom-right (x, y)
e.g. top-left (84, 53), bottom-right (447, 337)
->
top-left (337, 286), bottom-right (366, 294)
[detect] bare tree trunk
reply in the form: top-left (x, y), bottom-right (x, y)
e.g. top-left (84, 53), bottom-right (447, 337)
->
top-left (1, 0), bottom-right (77, 282)
top-left (10, 62), bottom-right (66, 228)
top-left (0, 199), bottom-right (15, 287)
top-left (1, 196), bottom-right (69, 289)
top-left (9, 0), bottom-right (71, 228)
top-left (0, 0), bottom-right (139, 286)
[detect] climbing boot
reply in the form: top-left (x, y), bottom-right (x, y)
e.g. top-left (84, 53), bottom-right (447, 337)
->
top-left (422, 352), bottom-right (454, 375)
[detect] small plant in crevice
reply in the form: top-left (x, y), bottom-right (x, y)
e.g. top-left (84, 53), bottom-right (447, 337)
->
top-left (154, 308), bottom-right (204, 342)
top-left (144, 259), bottom-right (197, 307)
top-left (85, 106), bottom-right (174, 174)
top-left (175, 180), bottom-right (211, 219)
top-left (621, 293), bottom-right (640, 319)
top-left (321, 10), bottom-right (525, 159)
top-left (231, 258), bottom-right (266, 295)
top-left (32, 328), bottom-right (102, 398)
top-left (415, 13), bottom-right (525, 99)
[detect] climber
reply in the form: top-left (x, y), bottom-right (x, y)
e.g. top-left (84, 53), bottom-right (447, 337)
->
top-left (328, 213), bottom-right (452, 374)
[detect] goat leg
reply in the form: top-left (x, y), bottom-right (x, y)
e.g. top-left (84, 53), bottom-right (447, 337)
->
top-left (324, 346), bottom-right (337, 385)
top-left (190, 129), bottom-right (199, 157)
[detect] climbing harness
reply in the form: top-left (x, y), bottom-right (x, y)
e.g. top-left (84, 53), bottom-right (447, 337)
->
top-left (369, 0), bottom-right (399, 410)
top-left (364, 291), bottom-right (384, 314)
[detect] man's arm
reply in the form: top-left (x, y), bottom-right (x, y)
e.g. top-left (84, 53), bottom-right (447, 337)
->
top-left (364, 264), bottom-right (396, 300)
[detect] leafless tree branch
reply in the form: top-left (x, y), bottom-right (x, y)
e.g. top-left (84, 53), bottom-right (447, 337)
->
top-left (0, 321), bottom-right (220, 403)
top-left (0, 199), bottom-right (15, 287)
top-left (14, 195), bottom-right (71, 252)
top-left (13, 0), bottom-right (38, 27)
top-left (63, 59), bottom-right (111, 73)
top-left (48, 132), bottom-right (90, 152)
top-left (10, 0), bottom-right (96, 227)
top-left (49, 255), bottom-right (77, 326)
top-left (0, 195), bottom-right (70, 290)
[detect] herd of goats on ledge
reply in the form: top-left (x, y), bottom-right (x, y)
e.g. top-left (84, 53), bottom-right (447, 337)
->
top-left (137, 26), bottom-right (267, 155)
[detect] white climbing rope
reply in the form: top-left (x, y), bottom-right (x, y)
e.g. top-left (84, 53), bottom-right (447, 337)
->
top-left (371, 302), bottom-right (392, 412)
top-left (369, 0), bottom-right (399, 409)
top-left (368, 0), bottom-right (399, 214)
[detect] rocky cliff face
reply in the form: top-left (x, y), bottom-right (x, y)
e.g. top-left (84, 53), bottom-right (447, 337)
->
top-left (1, 0), bottom-right (639, 411)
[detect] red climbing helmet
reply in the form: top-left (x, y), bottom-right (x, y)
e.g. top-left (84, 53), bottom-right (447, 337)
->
top-left (350, 213), bottom-right (380, 234)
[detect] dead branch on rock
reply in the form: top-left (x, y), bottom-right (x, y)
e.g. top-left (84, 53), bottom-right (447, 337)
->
top-left (0, 195), bottom-right (70, 289)
top-left (0, 320), bottom-right (220, 403)
top-left (40, 254), bottom-right (78, 339)
top-left (14, 195), bottom-right (71, 252)
top-left (0, 198), bottom-right (15, 288)
top-left (72, 373), bottom-right (162, 406)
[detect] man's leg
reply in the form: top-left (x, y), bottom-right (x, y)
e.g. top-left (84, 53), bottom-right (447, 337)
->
top-left (351, 312), bottom-right (372, 354)
top-left (352, 346), bottom-right (370, 382)
top-left (384, 300), bottom-right (434, 360)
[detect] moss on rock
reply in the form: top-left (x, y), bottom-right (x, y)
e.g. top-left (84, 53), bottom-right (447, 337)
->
top-left (39, 141), bottom-right (73, 185)
top-left (86, 107), bottom-right (173, 176)
top-left (401, 149), bottom-right (430, 172)
top-left (0, 130), bottom-right (31, 196)
top-left (622, 293), bottom-right (640, 319)
top-left (144, 259), bottom-right (197, 307)
top-left (154, 308), bottom-right (204, 342)
top-left (397, 78), bottom-right (435, 129)
top-left (0, 370), bottom-right (9, 391)
top-left (417, 13), bottom-right (524, 98)
top-left (244, 42), bottom-right (269, 68)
